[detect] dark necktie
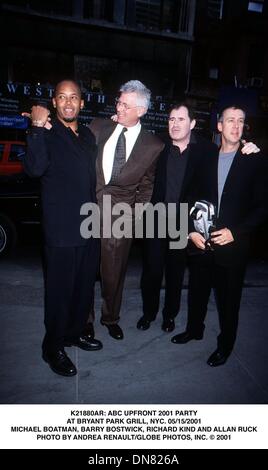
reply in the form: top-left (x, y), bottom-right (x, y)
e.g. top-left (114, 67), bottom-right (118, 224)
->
top-left (109, 127), bottom-right (127, 184)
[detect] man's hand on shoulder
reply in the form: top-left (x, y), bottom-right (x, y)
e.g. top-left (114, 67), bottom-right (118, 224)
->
top-left (241, 140), bottom-right (260, 155)
top-left (110, 114), bottom-right (118, 122)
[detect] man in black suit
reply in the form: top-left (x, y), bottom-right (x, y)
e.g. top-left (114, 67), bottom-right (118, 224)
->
top-left (138, 103), bottom-right (218, 333)
top-left (172, 105), bottom-right (267, 367)
top-left (24, 80), bottom-right (102, 377)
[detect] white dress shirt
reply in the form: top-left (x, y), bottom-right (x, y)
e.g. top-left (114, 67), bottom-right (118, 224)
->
top-left (102, 121), bottom-right (141, 184)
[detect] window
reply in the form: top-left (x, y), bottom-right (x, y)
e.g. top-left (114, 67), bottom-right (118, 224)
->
top-left (29, 0), bottom-right (73, 16)
top-left (3, 0), bottom-right (73, 15)
top-left (208, 0), bottom-right (224, 19)
top-left (209, 68), bottom-right (219, 79)
top-left (83, 0), bottom-right (114, 21)
top-left (248, 1), bottom-right (264, 13)
top-left (136, 0), bottom-right (161, 30)
top-left (2, 1), bottom-right (28, 6)
top-left (8, 144), bottom-right (26, 162)
top-left (161, 0), bottom-right (180, 33)
top-left (247, 43), bottom-right (264, 77)
top-left (209, 49), bottom-right (221, 80)
top-left (135, 0), bottom-right (194, 34)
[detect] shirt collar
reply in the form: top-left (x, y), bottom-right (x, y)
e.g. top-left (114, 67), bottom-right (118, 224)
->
top-left (169, 131), bottom-right (196, 151)
top-left (116, 121), bottom-right (141, 135)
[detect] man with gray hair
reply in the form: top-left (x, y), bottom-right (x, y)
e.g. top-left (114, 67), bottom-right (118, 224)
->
top-left (87, 80), bottom-right (164, 340)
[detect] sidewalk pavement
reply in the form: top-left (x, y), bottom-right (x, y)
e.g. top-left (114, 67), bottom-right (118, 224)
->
top-left (0, 243), bottom-right (268, 404)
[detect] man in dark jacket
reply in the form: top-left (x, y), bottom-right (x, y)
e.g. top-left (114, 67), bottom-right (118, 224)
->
top-left (24, 80), bottom-right (102, 377)
top-left (138, 103), bottom-right (218, 333)
top-left (172, 105), bottom-right (267, 367)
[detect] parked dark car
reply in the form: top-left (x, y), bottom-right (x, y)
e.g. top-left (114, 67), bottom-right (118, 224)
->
top-left (0, 173), bottom-right (40, 257)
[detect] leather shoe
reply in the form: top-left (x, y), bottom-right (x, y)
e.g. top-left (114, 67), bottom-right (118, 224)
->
top-left (137, 316), bottom-right (151, 330)
top-left (83, 322), bottom-right (95, 337)
top-left (171, 330), bottom-right (203, 344)
top-left (207, 349), bottom-right (229, 367)
top-left (102, 323), bottom-right (124, 340)
top-left (64, 335), bottom-right (103, 351)
top-left (162, 318), bottom-right (175, 332)
top-left (42, 349), bottom-right (77, 377)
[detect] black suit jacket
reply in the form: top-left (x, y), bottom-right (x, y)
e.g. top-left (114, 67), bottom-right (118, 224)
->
top-left (24, 119), bottom-right (97, 247)
top-left (194, 146), bottom-right (268, 266)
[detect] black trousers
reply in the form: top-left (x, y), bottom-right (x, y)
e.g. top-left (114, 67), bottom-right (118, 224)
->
top-left (187, 252), bottom-right (246, 353)
top-left (42, 241), bottom-right (99, 353)
top-left (141, 237), bottom-right (186, 321)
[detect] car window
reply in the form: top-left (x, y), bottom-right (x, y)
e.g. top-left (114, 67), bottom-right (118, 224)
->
top-left (9, 144), bottom-right (26, 162)
top-left (0, 143), bottom-right (4, 161)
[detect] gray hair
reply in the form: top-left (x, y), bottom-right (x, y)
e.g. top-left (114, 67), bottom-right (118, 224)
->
top-left (119, 80), bottom-right (151, 110)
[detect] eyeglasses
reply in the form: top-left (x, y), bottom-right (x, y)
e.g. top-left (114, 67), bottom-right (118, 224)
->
top-left (115, 98), bottom-right (139, 111)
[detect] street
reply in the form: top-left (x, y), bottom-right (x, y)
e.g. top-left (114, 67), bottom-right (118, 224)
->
top-left (1, 237), bottom-right (268, 404)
